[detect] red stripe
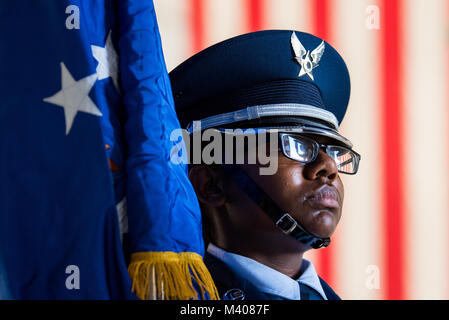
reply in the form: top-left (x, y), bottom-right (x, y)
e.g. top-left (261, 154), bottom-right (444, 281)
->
top-left (310, 0), bottom-right (334, 287)
top-left (245, 0), bottom-right (265, 32)
top-left (189, 0), bottom-right (205, 54)
top-left (311, 0), bottom-right (331, 41)
top-left (380, 0), bottom-right (405, 299)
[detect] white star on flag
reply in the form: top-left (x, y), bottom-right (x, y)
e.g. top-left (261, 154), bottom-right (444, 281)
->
top-left (91, 31), bottom-right (120, 91)
top-left (43, 62), bottom-right (102, 135)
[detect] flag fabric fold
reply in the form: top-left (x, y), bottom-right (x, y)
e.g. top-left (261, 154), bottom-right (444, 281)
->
top-left (117, 0), bottom-right (218, 300)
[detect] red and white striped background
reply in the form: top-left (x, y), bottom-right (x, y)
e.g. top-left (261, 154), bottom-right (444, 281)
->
top-left (153, 0), bottom-right (449, 300)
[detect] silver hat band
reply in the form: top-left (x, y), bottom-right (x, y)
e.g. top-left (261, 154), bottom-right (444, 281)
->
top-left (186, 103), bottom-right (339, 133)
top-left (211, 126), bottom-right (353, 149)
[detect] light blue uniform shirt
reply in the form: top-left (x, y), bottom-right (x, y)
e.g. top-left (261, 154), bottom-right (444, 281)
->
top-left (207, 243), bottom-right (327, 300)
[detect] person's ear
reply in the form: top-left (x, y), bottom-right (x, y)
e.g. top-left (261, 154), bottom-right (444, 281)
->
top-left (189, 165), bottom-right (226, 207)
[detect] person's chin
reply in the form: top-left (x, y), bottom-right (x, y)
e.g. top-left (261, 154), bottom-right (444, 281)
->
top-left (302, 209), bottom-right (338, 238)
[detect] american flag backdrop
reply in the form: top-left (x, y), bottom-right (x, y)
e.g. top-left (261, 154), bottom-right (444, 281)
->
top-left (153, 0), bottom-right (449, 300)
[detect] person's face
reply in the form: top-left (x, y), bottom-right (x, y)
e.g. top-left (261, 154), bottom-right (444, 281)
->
top-left (239, 134), bottom-right (345, 239)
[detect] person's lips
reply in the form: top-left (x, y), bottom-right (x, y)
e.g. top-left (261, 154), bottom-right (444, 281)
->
top-left (304, 185), bottom-right (341, 209)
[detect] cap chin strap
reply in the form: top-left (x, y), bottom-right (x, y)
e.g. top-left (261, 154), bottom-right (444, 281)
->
top-left (222, 165), bottom-right (330, 249)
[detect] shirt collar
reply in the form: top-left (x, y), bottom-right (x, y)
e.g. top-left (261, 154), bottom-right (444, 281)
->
top-left (207, 243), bottom-right (327, 300)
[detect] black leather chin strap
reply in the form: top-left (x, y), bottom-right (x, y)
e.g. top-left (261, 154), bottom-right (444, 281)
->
top-left (222, 165), bottom-right (330, 249)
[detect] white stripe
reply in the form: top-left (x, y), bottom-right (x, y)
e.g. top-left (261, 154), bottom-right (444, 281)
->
top-left (204, 0), bottom-right (246, 48)
top-left (403, 0), bottom-right (449, 300)
top-left (153, 0), bottom-right (191, 71)
top-left (331, 0), bottom-right (383, 300)
top-left (264, 0), bottom-right (311, 32)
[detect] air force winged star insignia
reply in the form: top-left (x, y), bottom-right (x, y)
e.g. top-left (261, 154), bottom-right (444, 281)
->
top-left (290, 32), bottom-right (325, 81)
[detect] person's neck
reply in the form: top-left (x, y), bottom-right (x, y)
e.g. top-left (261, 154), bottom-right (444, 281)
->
top-left (214, 233), bottom-right (309, 279)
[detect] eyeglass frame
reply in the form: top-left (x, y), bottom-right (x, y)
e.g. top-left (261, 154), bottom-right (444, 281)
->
top-left (278, 133), bottom-right (361, 175)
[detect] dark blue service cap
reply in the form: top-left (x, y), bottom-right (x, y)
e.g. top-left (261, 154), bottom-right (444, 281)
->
top-left (169, 30), bottom-right (351, 143)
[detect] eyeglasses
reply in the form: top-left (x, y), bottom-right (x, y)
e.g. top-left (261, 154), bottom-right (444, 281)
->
top-left (280, 133), bottom-right (360, 174)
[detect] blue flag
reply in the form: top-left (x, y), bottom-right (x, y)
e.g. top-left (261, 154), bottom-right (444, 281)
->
top-left (0, 0), bottom-right (217, 300)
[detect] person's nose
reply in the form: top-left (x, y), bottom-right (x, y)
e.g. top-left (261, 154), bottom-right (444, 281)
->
top-left (303, 148), bottom-right (338, 182)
